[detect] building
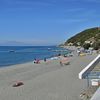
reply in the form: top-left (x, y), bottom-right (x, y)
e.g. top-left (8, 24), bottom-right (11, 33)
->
top-left (67, 42), bottom-right (73, 46)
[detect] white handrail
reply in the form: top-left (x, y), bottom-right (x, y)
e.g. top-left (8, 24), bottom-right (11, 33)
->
top-left (79, 54), bottom-right (100, 79)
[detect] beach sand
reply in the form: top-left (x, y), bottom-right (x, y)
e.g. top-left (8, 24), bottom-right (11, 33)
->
top-left (0, 54), bottom-right (98, 100)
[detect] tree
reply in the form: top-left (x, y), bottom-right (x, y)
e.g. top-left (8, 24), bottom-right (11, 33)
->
top-left (83, 43), bottom-right (91, 49)
top-left (92, 42), bottom-right (100, 50)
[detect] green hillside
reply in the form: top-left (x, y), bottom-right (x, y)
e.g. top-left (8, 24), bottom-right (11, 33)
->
top-left (65, 27), bottom-right (100, 49)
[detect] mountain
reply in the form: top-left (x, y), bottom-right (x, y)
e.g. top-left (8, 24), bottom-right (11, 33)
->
top-left (0, 41), bottom-right (32, 46)
top-left (65, 27), bottom-right (100, 49)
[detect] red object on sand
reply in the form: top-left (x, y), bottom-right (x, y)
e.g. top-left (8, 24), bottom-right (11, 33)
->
top-left (12, 81), bottom-right (24, 87)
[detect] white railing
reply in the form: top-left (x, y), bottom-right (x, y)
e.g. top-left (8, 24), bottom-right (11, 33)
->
top-left (79, 54), bottom-right (100, 79)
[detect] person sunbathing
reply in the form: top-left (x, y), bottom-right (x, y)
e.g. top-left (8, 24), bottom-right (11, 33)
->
top-left (36, 59), bottom-right (40, 64)
top-left (12, 81), bottom-right (24, 87)
top-left (60, 57), bottom-right (70, 66)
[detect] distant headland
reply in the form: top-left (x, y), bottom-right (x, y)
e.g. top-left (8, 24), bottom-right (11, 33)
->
top-left (63, 27), bottom-right (100, 50)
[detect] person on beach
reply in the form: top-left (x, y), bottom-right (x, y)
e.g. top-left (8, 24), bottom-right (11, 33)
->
top-left (44, 57), bottom-right (47, 62)
top-left (58, 53), bottom-right (61, 56)
top-left (33, 58), bottom-right (37, 63)
top-left (59, 56), bottom-right (63, 66)
top-left (59, 57), bottom-right (70, 66)
top-left (33, 58), bottom-right (40, 64)
top-left (60, 60), bottom-right (63, 66)
top-left (36, 59), bottom-right (40, 64)
top-left (77, 50), bottom-right (81, 56)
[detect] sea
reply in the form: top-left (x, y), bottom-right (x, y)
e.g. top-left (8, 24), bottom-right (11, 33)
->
top-left (0, 46), bottom-right (70, 67)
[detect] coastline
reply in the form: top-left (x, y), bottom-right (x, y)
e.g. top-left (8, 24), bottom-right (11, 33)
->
top-left (0, 46), bottom-right (70, 68)
top-left (0, 51), bottom-right (98, 100)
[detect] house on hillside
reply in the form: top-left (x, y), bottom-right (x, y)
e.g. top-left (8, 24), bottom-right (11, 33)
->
top-left (67, 42), bottom-right (73, 46)
top-left (76, 42), bottom-right (81, 46)
top-left (84, 37), bottom-right (95, 45)
top-left (85, 40), bottom-right (91, 44)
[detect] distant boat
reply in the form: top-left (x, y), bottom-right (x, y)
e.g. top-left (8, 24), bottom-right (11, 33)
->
top-left (9, 50), bottom-right (15, 52)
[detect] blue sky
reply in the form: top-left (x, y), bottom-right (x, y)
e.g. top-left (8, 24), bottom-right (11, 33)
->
top-left (0, 0), bottom-right (100, 45)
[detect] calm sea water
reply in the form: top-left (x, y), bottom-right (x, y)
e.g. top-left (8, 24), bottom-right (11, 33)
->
top-left (0, 46), bottom-right (69, 67)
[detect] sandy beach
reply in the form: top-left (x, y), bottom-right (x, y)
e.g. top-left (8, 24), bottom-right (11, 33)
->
top-left (0, 53), bottom-right (98, 100)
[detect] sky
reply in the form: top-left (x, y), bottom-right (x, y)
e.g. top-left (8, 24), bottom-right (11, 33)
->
top-left (0, 0), bottom-right (100, 46)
